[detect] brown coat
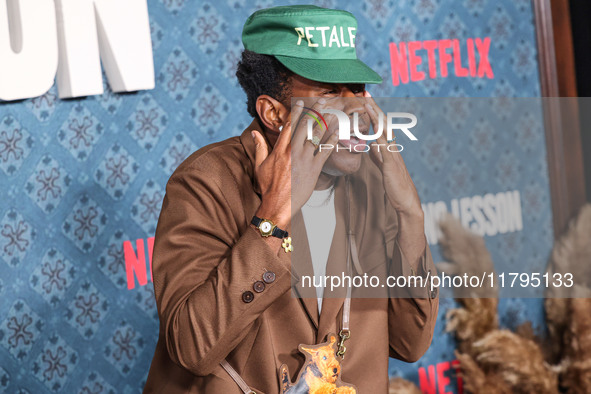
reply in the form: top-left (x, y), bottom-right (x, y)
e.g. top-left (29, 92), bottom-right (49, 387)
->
top-left (144, 119), bottom-right (439, 393)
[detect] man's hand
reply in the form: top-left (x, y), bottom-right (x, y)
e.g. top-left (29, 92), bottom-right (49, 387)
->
top-left (363, 91), bottom-right (426, 268)
top-left (252, 99), bottom-right (339, 234)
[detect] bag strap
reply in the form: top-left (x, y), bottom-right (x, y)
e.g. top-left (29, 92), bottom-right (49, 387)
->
top-left (337, 176), bottom-right (354, 357)
top-left (220, 359), bottom-right (256, 394)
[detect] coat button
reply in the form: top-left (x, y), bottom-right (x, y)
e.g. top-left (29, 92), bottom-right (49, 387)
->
top-left (262, 271), bottom-right (276, 284)
top-left (242, 291), bottom-right (254, 303)
top-left (430, 289), bottom-right (438, 299)
top-left (253, 281), bottom-right (265, 293)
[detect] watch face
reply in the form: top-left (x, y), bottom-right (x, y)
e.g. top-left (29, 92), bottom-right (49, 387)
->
top-left (260, 221), bottom-right (272, 234)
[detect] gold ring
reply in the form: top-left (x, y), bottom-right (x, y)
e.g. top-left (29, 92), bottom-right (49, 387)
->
top-left (307, 136), bottom-right (320, 148)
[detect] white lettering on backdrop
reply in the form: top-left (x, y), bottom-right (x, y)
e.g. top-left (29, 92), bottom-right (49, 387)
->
top-left (0, 0), bottom-right (154, 101)
top-left (422, 190), bottom-right (524, 245)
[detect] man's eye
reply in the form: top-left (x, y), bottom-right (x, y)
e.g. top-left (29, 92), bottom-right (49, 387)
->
top-left (351, 84), bottom-right (366, 94)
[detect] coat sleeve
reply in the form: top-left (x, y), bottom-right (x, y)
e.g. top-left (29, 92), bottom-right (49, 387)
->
top-left (386, 207), bottom-right (439, 363)
top-left (151, 168), bottom-right (292, 376)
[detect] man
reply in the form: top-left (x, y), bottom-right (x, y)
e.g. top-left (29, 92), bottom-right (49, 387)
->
top-left (144, 5), bottom-right (438, 393)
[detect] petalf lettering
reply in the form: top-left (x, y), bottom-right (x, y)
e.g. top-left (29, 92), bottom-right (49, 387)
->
top-left (294, 26), bottom-right (356, 48)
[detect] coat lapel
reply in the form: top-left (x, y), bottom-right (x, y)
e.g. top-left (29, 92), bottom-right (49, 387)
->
top-left (290, 210), bottom-right (320, 328)
top-left (317, 177), bottom-right (348, 336)
top-left (317, 174), bottom-right (368, 338)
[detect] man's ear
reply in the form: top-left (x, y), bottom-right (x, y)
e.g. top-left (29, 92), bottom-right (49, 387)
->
top-left (255, 95), bottom-right (289, 133)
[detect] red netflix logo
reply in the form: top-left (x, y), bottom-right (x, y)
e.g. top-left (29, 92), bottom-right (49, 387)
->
top-left (389, 37), bottom-right (494, 86)
top-left (123, 237), bottom-right (154, 290)
top-left (419, 359), bottom-right (463, 394)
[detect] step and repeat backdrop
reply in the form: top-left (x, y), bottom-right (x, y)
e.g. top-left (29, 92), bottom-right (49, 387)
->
top-left (0, 0), bottom-right (550, 393)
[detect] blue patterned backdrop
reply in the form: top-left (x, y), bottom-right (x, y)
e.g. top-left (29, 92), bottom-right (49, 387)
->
top-left (0, 0), bottom-right (550, 392)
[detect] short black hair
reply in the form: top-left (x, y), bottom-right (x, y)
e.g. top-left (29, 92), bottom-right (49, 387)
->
top-left (236, 50), bottom-right (293, 121)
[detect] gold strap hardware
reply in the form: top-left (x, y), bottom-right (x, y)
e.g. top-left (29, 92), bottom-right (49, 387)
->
top-left (336, 329), bottom-right (351, 359)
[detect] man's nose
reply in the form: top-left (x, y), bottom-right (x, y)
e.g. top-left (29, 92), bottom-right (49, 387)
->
top-left (339, 87), bottom-right (365, 114)
top-left (345, 101), bottom-right (366, 119)
top-left (341, 87), bottom-right (357, 98)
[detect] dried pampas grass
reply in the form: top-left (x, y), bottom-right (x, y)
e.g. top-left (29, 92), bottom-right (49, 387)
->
top-left (466, 330), bottom-right (558, 393)
top-left (437, 214), bottom-right (498, 354)
top-left (544, 205), bottom-right (591, 392)
top-left (437, 214), bottom-right (497, 299)
top-left (393, 204), bottom-right (591, 393)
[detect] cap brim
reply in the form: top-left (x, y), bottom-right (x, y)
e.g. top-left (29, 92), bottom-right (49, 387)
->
top-left (274, 55), bottom-right (383, 84)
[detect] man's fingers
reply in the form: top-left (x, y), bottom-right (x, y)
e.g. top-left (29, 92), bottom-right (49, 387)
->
top-left (363, 90), bottom-right (381, 114)
top-left (275, 100), bottom-right (304, 152)
top-left (368, 142), bottom-right (384, 168)
top-left (365, 101), bottom-right (397, 166)
top-left (293, 98), bottom-right (329, 146)
top-left (286, 100), bottom-right (304, 143)
top-left (313, 129), bottom-right (339, 164)
top-left (275, 121), bottom-right (292, 152)
top-left (252, 130), bottom-right (269, 168)
top-left (365, 102), bottom-right (386, 164)
top-left (364, 91), bottom-right (392, 143)
top-left (303, 112), bottom-right (335, 155)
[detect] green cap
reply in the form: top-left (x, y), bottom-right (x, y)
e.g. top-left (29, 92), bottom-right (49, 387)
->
top-left (241, 5), bottom-right (383, 84)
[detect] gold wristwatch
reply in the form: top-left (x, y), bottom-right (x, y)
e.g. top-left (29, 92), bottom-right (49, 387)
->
top-left (251, 216), bottom-right (288, 238)
top-left (251, 216), bottom-right (292, 253)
